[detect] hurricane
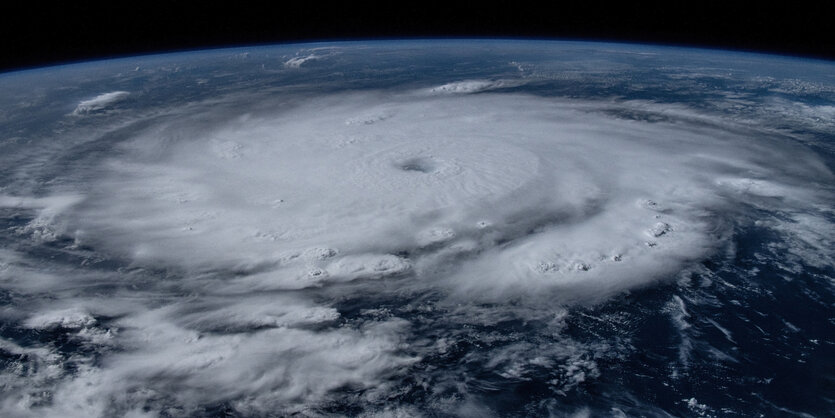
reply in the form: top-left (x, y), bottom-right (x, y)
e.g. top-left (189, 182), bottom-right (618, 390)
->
top-left (0, 40), bottom-right (833, 417)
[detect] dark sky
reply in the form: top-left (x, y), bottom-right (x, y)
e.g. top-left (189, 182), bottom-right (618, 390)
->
top-left (2, 2), bottom-right (833, 72)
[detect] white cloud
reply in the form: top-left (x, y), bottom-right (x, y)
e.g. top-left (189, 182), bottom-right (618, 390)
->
top-left (1, 87), bottom-right (832, 415)
top-left (57, 93), bottom-right (832, 302)
top-left (24, 308), bottom-right (96, 330)
top-left (0, 194), bottom-right (83, 242)
top-left (425, 79), bottom-right (521, 94)
top-left (71, 91), bottom-right (129, 115)
top-left (41, 315), bottom-right (416, 416)
top-left (283, 48), bottom-right (340, 68)
top-left (283, 55), bottom-right (320, 68)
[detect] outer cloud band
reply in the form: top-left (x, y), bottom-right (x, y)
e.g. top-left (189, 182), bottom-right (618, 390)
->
top-left (1, 85), bottom-right (832, 416)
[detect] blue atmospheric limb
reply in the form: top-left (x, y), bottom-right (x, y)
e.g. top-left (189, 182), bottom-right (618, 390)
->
top-left (0, 40), bottom-right (833, 417)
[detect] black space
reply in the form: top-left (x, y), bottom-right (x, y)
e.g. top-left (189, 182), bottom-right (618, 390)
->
top-left (1, 2), bottom-right (834, 72)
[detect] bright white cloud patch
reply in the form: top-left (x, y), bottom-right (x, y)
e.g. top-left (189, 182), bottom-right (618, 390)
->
top-left (60, 92), bottom-right (831, 301)
top-left (283, 55), bottom-right (320, 68)
top-left (283, 48), bottom-right (339, 68)
top-left (71, 91), bottom-right (129, 115)
top-left (426, 79), bottom-right (520, 94)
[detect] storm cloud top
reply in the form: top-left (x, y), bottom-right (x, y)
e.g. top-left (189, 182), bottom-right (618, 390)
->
top-left (0, 41), bottom-right (833, 417)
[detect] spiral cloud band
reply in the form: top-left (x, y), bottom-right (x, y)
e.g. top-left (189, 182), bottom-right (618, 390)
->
top-left (1, 43), bottom-right (833, 416)
top-left (67, 92), bottom-right (827, 299)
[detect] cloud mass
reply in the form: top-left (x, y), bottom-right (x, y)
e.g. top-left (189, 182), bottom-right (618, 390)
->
top-left (0, 42), bottom-right (833, 417)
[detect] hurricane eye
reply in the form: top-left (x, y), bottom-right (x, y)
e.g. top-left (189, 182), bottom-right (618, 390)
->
top-left (396, 157), bottom-right (436, 173)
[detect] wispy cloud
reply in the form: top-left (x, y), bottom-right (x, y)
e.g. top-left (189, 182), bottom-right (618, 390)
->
top-left (71, 91), bottom-right (129, 115)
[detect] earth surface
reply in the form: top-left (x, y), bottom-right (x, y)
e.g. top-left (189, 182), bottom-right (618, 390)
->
top-left (0, 40), bottom-right (833, 417)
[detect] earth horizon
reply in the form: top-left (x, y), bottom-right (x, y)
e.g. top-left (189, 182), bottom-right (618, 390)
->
top-left (0, 40), bottom-right (833, 417)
